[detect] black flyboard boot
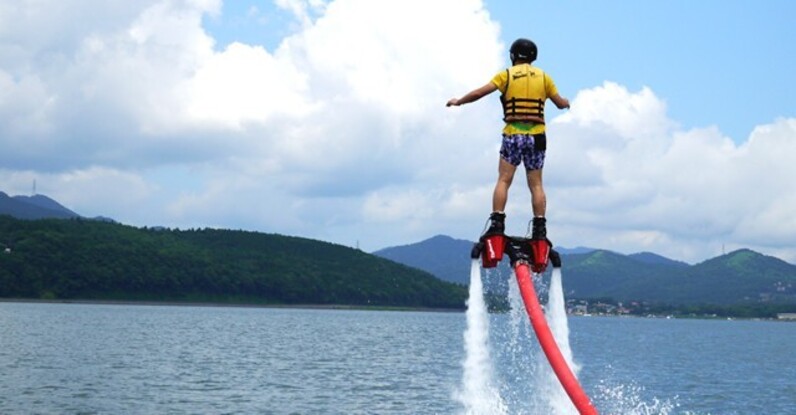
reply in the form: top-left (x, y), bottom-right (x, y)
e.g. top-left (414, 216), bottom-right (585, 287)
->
top-left (486, 211), bottom-right (506, 236)
top-left (531, 216), bottom-right (546, 240)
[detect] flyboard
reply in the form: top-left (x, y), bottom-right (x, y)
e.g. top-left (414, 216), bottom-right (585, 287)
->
top-left (471, 231), bottom-right (599, 415)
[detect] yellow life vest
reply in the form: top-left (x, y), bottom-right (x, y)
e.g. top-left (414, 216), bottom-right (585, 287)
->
top-left (500, 64), bottom-right (547, 125)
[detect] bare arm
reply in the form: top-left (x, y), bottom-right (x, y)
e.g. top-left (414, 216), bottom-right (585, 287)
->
top-left (446, 82), bottom-right (498, 107)
top-left (550, 93), bottom-right (570, 110)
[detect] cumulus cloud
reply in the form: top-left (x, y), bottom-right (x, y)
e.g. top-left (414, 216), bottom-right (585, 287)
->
top-left (544, 83), bottom-right (796, 262)
top-left (1, 0), bottom-right (794, 263)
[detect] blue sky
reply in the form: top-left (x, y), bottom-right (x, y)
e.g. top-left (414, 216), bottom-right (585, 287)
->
top-left (1, 0), bottom-right (795, 264)
top-left (490, 0), bottom-right (796, 143)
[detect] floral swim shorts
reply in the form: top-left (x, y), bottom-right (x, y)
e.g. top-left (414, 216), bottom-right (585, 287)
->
top-left (499, 133), bottom-right (547, 171)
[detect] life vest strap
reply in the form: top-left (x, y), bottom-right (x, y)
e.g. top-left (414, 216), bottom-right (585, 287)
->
top-left (502, 97), bottom-right (545, 124)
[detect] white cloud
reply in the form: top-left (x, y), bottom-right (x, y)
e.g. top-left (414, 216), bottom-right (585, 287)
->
top-left (543, 83), bottom-right (796, 262)
top-left (1, 1), bottom-right (795, 264)
top-left (179, 41), bottom-right (312, 127)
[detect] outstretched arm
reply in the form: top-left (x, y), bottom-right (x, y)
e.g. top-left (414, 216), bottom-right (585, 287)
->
top-left (550, 93), bottom-right (570, 110)
top-left (446, 82), bottom-right (498, 107)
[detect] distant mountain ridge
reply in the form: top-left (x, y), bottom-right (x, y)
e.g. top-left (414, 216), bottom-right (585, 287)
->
top-left (374, 235), bottom-right (474, 285)
top-left (374, 235), bottom-right (796, 306)
top-left (0, 192), bottom-right (80, 220)
top-left (373, 234), bottom-right (602, 285)
top-left (0, 191), bottom-right (114, 222)
top-left (628, 251), bottom-right (689, 267)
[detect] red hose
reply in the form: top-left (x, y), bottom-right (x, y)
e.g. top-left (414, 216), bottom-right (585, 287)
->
top-left (514, 263), bottom-right (599, 415)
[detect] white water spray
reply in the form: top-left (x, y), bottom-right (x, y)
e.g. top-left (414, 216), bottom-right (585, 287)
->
top-left (547, 267), bottom-right (580, 374)
top-left (506, 269), bottom-right (577, 414)
top-left (504, 267), bottom-right (541, 413)
top-left (542, 267), bottom-right (581, 414)
top-left (456, 260), bottom-right (507, 415)
top-left (465, 260), bottom-right (676, 414)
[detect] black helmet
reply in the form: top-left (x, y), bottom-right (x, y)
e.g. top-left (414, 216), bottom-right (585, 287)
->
top-left (510, 38), bottom-right (537, 63)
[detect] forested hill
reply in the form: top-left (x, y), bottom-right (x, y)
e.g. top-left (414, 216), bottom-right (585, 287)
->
top-left (0, 216), bottom-right (467, 309)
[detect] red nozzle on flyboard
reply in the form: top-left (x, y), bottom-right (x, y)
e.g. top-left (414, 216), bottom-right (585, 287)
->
top-left (482, 234), bottom-right (506, 268)
top-left (530, 238), bottom-right (552, 273)
top-left (471, 233), bottom-right (506, 268)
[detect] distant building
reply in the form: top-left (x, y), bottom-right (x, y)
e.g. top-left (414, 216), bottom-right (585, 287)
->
top-left (570, 304), bottom-right (588, 315)
top-left (3, 247), bottom-right (9, 254)
top-left (777, 313), bottom-right (796, 320)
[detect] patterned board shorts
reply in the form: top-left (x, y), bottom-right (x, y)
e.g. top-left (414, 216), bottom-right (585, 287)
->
top-left (499, 133), bottom-right (547, 170)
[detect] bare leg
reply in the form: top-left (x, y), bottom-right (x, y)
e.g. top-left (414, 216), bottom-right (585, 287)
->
top-left (525, 168), bottom-right (546, 217)
top-left (492, 158), bottom-right (517, 212)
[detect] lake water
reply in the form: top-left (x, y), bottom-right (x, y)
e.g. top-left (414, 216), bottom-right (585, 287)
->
top-left (1, 300), bottom-right (795, 414)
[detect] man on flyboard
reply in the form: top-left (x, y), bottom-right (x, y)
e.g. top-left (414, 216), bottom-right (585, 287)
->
top-left (447, 38), bottom-right (570, 271)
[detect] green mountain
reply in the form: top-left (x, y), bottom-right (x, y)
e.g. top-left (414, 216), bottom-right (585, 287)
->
top-left (376, 235), bottom-right (796, 307)
top-left (551, 249), bottom-right (796, 305)
top-left (561, 250), bottom-right (676, 300)
top-left (628, 251), bottom-right (689, 267)
top-left (0, 216), bottom-right (467, 309)
top-left (678, 249), bottom-right (796, 304)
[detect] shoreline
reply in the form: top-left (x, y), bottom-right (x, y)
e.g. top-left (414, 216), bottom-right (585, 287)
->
top-left (0, 297), bottom-right (465, 313)
top-left (3, 298), bottom-right (789, 320)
